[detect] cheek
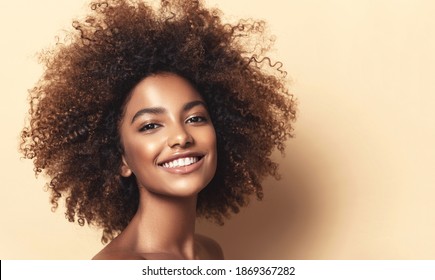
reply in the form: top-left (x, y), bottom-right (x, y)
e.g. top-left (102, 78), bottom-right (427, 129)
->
top-left (202, 126), bottom-right (217, 164)
top-left (124, 137), bottom-right (161, 171)
top-left (210, 128), bottom-right (217, 154)
top-left (196, 126), bottom-right (217, 150)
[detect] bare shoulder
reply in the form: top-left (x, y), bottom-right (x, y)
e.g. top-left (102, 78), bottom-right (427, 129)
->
top-left (92, 238), bottom-right (147, 260)
top-left (92, 249), bottom-right (145, 260)
top-left (195, 234), bottom-right (224, 260)
top-left (92, 245), bottom-right (184, 260)
top-left (92, 234), bottom-right (224, 260)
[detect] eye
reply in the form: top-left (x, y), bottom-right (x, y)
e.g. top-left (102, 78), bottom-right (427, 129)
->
top-left (139, 123), bottom-right (161, 132)
top-left (186, 116), bottom-right (207, 124)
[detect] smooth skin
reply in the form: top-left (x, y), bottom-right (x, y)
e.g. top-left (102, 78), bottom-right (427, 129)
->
top-left (93, 73), bottom-right (222, 260)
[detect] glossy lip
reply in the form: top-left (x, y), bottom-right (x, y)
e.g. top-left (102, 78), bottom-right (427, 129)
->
top-left (158, 156), bottom-right (205, 175)
top-left (157, 151), bottom-right (206, 175)
top-left (157, 151), bottom-right (205, 166)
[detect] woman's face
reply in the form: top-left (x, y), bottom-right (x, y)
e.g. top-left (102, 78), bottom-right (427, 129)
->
top-left (119, 73), bottom-right (217, 197)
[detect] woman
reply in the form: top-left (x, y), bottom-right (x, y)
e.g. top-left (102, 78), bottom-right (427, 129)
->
top-left (20, 0), bottom-right (296, 259)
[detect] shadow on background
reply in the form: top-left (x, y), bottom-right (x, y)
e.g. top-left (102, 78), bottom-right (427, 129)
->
top-left (197, 140), bottom-right (330, 259)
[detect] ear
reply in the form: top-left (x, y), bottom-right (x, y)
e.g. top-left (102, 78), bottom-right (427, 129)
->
top-left (120, 155), bottom-right (132, 177)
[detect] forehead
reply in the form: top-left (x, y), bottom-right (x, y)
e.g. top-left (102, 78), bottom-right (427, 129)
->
top-left (124, 73), bottom-right (203, 113)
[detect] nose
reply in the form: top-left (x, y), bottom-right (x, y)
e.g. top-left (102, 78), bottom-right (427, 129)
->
top-left (167, 124), bottom-right (194, 148)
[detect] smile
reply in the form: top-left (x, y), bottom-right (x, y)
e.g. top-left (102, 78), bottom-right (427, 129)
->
top-left (158, 155), bottom-right (205, 174)
top-left (159, 156), bottom-right (201, 168)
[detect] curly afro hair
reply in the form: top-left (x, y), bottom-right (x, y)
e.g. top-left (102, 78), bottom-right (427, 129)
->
top-left (20, 0), bottom-right (296, 243)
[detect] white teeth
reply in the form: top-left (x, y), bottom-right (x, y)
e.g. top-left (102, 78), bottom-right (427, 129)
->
top-left (161, 157), bottom-right (199, 168)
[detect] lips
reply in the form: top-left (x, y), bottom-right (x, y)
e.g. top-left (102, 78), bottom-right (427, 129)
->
top-left (160, 156), bottom-right (202, 168)
top-left (157, 152), bottom-right (205, 175)
top-left (158, 152), bottom-right (204, 168)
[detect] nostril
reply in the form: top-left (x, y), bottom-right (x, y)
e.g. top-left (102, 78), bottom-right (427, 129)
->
top-left (167, 128), bottom-right (194, 148)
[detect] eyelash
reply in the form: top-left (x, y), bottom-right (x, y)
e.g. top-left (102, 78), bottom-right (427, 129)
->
top-left (139, 116), bottom-right (207, 132)
top-left (139, 123), bottom-right (161, 132)
top-left (186, 116), bottom-right (207, 123)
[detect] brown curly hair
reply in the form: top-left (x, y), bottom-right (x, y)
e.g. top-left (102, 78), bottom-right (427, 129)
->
top-left (20, 0), bottom-right (296, 243)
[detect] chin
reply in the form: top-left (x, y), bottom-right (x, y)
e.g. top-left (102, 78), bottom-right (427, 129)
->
top-left (165, 181), bottom-right (208, 198)
top-left (140, 177), bottom-right (209, 198)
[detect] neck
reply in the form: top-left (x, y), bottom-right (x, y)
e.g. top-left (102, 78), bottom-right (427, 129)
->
top-left (122, 187), bottom-right (198, 259)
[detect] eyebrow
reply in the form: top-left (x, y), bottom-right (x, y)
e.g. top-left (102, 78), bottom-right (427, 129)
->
top-left (131, 100), bottom-right (207, 124)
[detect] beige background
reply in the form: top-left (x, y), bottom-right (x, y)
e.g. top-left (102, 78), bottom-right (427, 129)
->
top-left (1, 0), bottom-right (434, 259)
